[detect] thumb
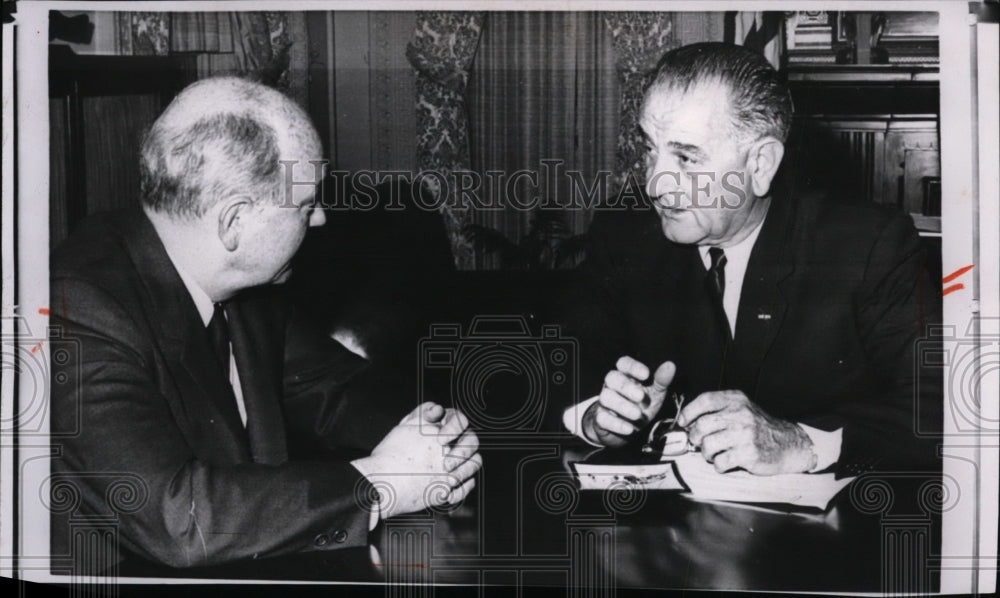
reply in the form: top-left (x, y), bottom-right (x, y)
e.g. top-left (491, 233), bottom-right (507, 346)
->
top-left (423, 402), bottom-right (446, 423)
top-left (645, 361), bottom-right (676, 403)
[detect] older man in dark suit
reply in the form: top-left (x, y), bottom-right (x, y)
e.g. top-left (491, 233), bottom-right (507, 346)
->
top-left (562, 43), bottom-right (940, 477)
top-left (50, 77), bottom-right (481, 571)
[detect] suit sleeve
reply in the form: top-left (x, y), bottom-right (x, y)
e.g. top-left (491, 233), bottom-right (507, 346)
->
top-left (51, 279), bottom-right (377, 569)
top-left (833, 214), bottom-right (942, 472)
top-left (280, 304), bottom-right (413, 456)
top-left (558, 214), bottom-right (635, 409)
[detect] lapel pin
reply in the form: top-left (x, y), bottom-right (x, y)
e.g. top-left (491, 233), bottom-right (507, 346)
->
top-left (757, 313), bottom-right (772, 320)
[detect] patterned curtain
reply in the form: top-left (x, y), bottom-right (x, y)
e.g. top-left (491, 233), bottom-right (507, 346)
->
top-left (115, 12), bottom-right (169, 56)
top-left (603, 12), bottom-right (677, 188)
top-left (407, 11), bottom-right (486, 270)
top-left (170, 12), bottom-right (231, 53)
top-left (114, 12), bottom-right (307, 106)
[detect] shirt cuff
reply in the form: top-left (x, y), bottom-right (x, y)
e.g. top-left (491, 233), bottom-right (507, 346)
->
top-left (350, 459), bottom-right (382, 531)
top-left (563, 396), bottom-right (603, 447)
top-left (798, 423), bottom-right (843, 472)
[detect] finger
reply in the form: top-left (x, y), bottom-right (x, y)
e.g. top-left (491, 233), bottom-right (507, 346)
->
top-left (720, 444), bottom-right (757, 473)
top-left (603, 370), bottom-right (646, 404)
top-left (615, 356), bottom-right (650, 382)
top-left (594, 406), bottom-right (638, 437)
top-left (445, 430), bottom-right (480, 468)
top-left (447, 476), bottom-right (477, 504)
top-left (677, 391), bottom-right (737, 428)
top-left (712, 449), bottom-right (738, 474)
top-left (645, 361), bottom-right (677, 403)
top-left (597, 386), bottom-right (643, 422)
top-left (448, 452), bottom-right (483, 484)
top-left (700, 429), bottom-right (735, 463)
top-left (402, 402), bottom-right (439, 424)
top-left (442, 408), bottom-right (469, 429)
top-left (423, 402), bottom-right (446, 424)
top-left (437, 409), bottom-right (470, 444)
top-left (686, 412), bottom-right (728, 447)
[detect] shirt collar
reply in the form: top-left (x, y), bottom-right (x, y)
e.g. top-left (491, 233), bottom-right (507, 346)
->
top-left (698, 213), bottom-right (767, 265)
top-left (165, 250), bottom-right (215, 327)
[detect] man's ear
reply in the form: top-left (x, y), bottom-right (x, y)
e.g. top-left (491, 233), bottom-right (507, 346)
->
top-left (217, 195), bottom-right (254, 252)
top-left (746, 137), bottom-right (785, 198)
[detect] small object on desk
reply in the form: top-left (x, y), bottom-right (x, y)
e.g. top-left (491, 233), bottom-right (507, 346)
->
top-left (660, 430), bottom-right (691, 456)
top-left (641, 392), bottom-right (687, 454)
top-left (571, 461), bottom-right (688, 491)
top-left (570, 452), bottom-right (855, 510)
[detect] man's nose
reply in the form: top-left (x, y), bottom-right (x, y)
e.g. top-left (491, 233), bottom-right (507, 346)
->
top-left (309, 207), bottom-right (326, 227)
top-left (646, 157), bottom-right (684, 204)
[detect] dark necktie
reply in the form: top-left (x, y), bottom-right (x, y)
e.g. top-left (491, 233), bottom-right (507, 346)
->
top-left (207, 302), bottom-right (231, 380)
top-left (706, 247), bottom-right (726, 298)
top-left (705, 247), bottom-right (732, 339)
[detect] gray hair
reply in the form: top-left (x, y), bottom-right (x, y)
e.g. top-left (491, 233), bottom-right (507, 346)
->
top-left (139, 77), bottom-right (319, 218)
top-left (644, 42), bottom-right (793, 144)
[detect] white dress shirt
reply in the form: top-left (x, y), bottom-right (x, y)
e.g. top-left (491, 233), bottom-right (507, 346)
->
top-left (696, 217), bottom-right (764, 336)
top-left (171, 259), bottom-right (248, 427)
top-left (564, 215), bottom-right (842, 472)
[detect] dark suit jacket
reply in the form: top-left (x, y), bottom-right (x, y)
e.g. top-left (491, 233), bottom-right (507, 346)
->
top-left (50, 210), bottom-right (410, 571)
top-left (561, 193), bottom-right (942, 475)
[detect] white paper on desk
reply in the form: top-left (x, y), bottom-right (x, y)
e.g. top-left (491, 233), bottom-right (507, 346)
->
top-left (669, 452), bottom-right (855, 510)
top-left (571, 461), bottom-right (688, 491)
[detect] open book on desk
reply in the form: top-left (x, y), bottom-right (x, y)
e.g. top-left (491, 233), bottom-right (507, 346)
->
top-left (571, 452), bottom-right (855, 511)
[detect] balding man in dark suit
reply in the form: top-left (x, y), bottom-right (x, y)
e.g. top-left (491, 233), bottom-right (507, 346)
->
top-left (50, 77), bottom-right (481, 572)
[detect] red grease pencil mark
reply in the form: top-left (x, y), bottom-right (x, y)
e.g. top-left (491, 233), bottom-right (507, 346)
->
top-left (941, 265), bottom-right (973, 296)
top-left (38, 308), bottom-right (50, 316)
top-left (942, 265), bottom-right (973, 284)
top-left (30, 341), bottom-right (44, 354)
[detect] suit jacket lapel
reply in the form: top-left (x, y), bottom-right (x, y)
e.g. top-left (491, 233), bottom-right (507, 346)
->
top-left (227, 295), bottom-right (288, 465)
top-left (666, 242), bottom-right (730, 398)
top-left (729, 197), bottom-right (796, 396)
top-left (120, 211), bottom-right (251, 460)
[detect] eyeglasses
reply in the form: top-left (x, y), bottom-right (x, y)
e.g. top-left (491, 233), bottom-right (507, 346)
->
top-left (641, 392), bottom-right (697, 455)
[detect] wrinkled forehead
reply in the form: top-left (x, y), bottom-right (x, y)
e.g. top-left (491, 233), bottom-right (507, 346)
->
top-left (639, 78), bottom-right (734, 133)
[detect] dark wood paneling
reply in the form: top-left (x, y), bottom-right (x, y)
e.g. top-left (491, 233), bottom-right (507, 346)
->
top-left (49, 100), bottom-right (69, 246)
top-left (80, 94), bottom-right (161, 214)
top-left (787, 71), bottom-right (940, 220)
top-left (48, 46), bottom-right (195, 248)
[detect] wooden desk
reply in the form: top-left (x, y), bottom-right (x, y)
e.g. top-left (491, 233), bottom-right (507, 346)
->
top-left (108, 439), bottom-right (942, 595)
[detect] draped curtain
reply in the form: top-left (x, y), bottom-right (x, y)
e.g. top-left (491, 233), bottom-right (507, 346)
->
top-left (407, 11), bottom-right (486, 270)
top-left (467, 12), bottom-right (618, 270)
top-left (114, 12), bottom-right (308, 106)
top-left (603, 12), bottom-right (678, 188)
top-left (463, 12), bottom-right (676, 269)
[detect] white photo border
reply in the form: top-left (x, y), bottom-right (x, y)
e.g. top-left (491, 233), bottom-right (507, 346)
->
top-left (2, 0), bottom-right (996, 594)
